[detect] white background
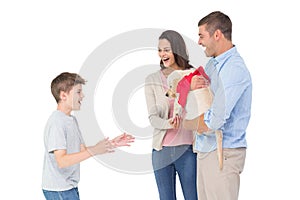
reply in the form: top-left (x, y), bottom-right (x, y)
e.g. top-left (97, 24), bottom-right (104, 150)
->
top-left (1, 0), bottom-right (299, 199)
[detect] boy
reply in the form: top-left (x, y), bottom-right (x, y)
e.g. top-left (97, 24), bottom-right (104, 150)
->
top-left (42, 72), bottom-right (134, 200)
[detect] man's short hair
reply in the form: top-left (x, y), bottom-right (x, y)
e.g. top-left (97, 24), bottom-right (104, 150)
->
top-left (198, 11), bottom-right (232, 41)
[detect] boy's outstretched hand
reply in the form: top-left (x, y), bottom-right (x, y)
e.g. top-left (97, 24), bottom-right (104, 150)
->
top-left (110, 133), bottom-right (135, 147)
top-left (87, 133), bottom-right (135, 156)
top-left (87, 137), bottom-right (115, 156)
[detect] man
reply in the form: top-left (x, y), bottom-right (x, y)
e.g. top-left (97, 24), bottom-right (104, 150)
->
top-left (191, 11), bottom-right (252, 200)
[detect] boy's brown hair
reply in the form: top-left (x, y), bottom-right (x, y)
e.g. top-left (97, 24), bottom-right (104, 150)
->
top-left (51, 72), bottom-right (86, 103)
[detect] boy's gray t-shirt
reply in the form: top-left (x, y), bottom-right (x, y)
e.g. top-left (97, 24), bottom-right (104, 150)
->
top-left (42, 110), bottom-right (84, 191)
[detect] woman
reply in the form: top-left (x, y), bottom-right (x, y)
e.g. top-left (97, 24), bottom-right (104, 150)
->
top-left (144, 30), bottom-right (197, 200)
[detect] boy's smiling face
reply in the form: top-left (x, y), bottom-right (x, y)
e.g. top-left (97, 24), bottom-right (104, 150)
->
top-left (69, 84), bottom-right (84, 111)
top-left (60, 84), bottom-right (85, 113)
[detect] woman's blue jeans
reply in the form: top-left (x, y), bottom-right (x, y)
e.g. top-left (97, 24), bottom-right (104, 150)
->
top-left (43, 187), bottom-right (80, 200)
top-left (152, 145), bottom-right (197, 200)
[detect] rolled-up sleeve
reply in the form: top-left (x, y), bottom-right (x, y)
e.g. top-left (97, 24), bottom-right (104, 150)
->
top-left (204, 60), bottom-right (250, 131)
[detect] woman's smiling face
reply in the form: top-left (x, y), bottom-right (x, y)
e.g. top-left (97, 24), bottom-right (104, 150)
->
top-left (158, 39), bottom-right (177, 68)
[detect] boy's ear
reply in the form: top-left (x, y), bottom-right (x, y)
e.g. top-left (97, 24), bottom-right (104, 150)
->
top-left (59, 91), bottom-right (67, 101)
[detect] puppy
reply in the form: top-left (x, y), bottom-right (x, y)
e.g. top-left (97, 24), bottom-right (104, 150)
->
top-left (166, 69), bottom-right (195, 117)
top-left (166, 67), bottom-right (224, 170)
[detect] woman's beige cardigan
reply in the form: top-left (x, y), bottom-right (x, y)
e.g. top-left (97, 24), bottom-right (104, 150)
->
top-left (144, 71), bottom-right (173, 151)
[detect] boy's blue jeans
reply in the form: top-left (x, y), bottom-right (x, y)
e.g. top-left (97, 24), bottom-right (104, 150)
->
top-left (43, 187), bottom-right (79, 200)
top-left (152, 145), bottom-right (197, 200)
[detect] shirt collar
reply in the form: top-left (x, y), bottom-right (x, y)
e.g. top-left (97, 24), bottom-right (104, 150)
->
top-left (213, 45), bottom-right (237, 71)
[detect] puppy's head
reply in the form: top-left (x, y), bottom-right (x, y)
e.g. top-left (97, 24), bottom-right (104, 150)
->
top-left (165, 80), bottom-right (178, 98)
top-left (166, 90), bottom-right (176, 98)
top-left (165, 69), bottom-right (195, 98)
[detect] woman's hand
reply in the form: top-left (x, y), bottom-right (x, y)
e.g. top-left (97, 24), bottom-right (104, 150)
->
top-left (170, 115), bottom-right (181, 129)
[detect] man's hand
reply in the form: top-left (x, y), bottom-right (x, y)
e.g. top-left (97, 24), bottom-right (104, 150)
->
top-left (191, 75), bottom-right (209, 90)
top-left (197, 114), bottom-right (210, 134)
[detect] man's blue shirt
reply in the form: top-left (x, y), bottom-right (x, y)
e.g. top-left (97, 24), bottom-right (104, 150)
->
top-left (194, 46), bottom-right (252, 152)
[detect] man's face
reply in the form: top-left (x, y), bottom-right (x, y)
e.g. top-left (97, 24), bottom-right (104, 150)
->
top-left (198, 24), bottom-right (216, 57)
